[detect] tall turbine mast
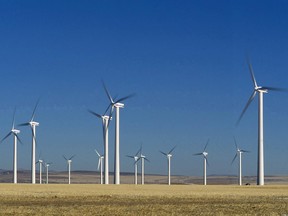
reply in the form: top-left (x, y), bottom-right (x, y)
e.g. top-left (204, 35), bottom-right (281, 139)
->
top-left (19, 100), bottom-right (40, 184)
top-left (88, 110), bottom-right (111, 184)
top-left (231, 137), bottom-right (249, 186)
top-left (63, 155), bottom-right (75, 184)
top-left (95, 149), bottom-right (104, 184)
top-left (102, 82), bottom-right (134, 185)
top-left (126, 146), bottom-right (141, 185)
top-left (1, 109), bottom-right (22, 184)
top-left (237, 59), bottom-right (286, 185)
top-left (160, 146), bottom-right (176, 185)
top-left (194, 139), bottom-right (209, 185)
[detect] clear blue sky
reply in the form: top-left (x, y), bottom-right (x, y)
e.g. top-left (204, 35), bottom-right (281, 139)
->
top-left (0, 0), bottom-right (288, 177)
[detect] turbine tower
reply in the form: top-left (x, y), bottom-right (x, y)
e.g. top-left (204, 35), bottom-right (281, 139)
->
top-left (231, 137), bottom-right (249, 186)
top-left (136, 149), bottom-right (149, 185)
top-left (63, 155), bottom-right (75, 184)
top-left (194, 139), bottom-right (209, 185)
top-left (126, 147), bottom-right (141, 185)
top-left (95, 149), bottom-right (104, 184)
top-left (160, 146), bottom-right (176, 185)
top-left (237, 59), bottom-right (286, 185)
top-left (19, 100), bottom-right (40, 184)
top-left (103, 82), bottom-right (134, 185)
top-left (36, 158), bottom-right (44, 184)
top-left (88, 110), bottom-right (111, 184)
top-left (44, 162), bottom-right (52, 184)
top-left (1, 109), bottom-right (22, 184)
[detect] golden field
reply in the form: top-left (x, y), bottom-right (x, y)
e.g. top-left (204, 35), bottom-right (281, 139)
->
top-left (0, 184), bottom-right (288, 215)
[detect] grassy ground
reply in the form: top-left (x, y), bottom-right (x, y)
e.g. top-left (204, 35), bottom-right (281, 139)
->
top-left (0, 184), bottom-right (288, 215)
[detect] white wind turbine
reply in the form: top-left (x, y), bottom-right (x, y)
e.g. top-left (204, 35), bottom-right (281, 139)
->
top-left (103, 82), bottom-right (135, 185)
top-left (18, 100), bottom-right (40, 184)
top-left (194, 139), bottom-right (209, 185)
top-left (136, 149), bottom-right (149, 185)
top-left (231, 137), bottom-right (249, 186)
top-left (1, 109), bottom-right (22, 184)
top-left (36, 157), bottom-right (44, 184)
top-left (88, 110), bottom-right (111, 184)
top-left (237, 59), bottom-right (286, 186)
top-left (44, 162), bottom-right (52, 184)
top-left (160, 146), bottom-right (176, 185)
top-left (126, 147), bottom-right (141, 185)
top-left (95, 149), bottom-right (104, 184)
top-left (63, 155), bottom-right (75, 184)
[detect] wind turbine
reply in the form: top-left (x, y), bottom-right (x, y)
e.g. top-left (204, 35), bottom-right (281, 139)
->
top-left (63, 155), bottom-right (75, 184)
top-left (136, 149), bottom-right (149, 185)
top-left (231, 137), bottom-right (249, 186)
top-left (88, 110), bottom-right (111, 184)
top-left (103, 82), bottom-right (135, 185)
top-left (160, 146), bottom-right (176, 185)
top-left (126, 147), bottom-right (141, 185)
top-left (1, 109), bottom-right (22, 184)
top-left (194, 139), bottom-right (209, 185)
top-left (237, 59), bottom-right (286, 186)
top-left (36, 157), bottom-right (44, 184)
top-left (44, 162), bottom-right (52, 184)
top-left (18, 100), bottom-right (40, 184)
top-left (95, 149), bottom-right (104, 184)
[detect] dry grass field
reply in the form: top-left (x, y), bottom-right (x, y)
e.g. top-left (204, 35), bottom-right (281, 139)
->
top-left (0, 184), bottom-right (288, 215)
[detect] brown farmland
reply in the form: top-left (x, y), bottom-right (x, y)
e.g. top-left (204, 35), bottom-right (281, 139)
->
top-left (0, 184), bottom-right (288, 215)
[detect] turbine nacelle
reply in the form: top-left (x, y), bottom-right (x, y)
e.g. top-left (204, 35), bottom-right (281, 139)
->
top-left (114, 102), bottom-right (124, 108)
top-left (102, 115), bottom-right (112, 121)
top-left (11, 129), bottom-right (20, 134)
top-left (255, 86), bottom-right (268, 93)
top-left (203, 152), bottom-right (208, 157)
top-left (30, 121), bottom-right (39, 127)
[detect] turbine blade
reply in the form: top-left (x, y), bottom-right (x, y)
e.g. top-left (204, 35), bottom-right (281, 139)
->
top-left (241, 150), bottom-right (250, 153)
top-left (231, 153), bottom-right (238, 164)
top-left (203, 139), bottom-right (209, 152)
top-left (205, 157), bottom-right (210, 167)
top-left (63, 155), bottom-right (68, 161)
top-left (95, 149), bottom-right (100, 157)
top-left (261, 86), bottom-right (288, 92)
top-left (88, 110), bottom-right (102, 119)
top-left (15, 134), bottom-right (23, 145)
top-left (135, 146), bottom-right (141, 156)
top-left (247, 58), bottom-right (258, 88)
top-left (69, 155), bottom-right (76, 160)
top-left (31, 127), bottom-right (37, 147)
top-left (102, 81), bottom-right (114, 103)
top-left (18, 122), bottom-right (30, 127)
top-left (1, 132), bottom-right (12, 143)
top-left (233, 136), bottom-right (238, 149)
top-left (104, 104), bottom-right (111, 116)
top-left (115, 93), bottom-right (136, 103)
top-left (126, 155), bottom-right (134, 158)
top-left (168, 145), bottom-right (177, 154)
top-left (194, 153), bottom-right (203, 156)
top-left (12, 107), bottom-right (16, 129)
top-left (236, 90), bottom-right (257, 126)
top-left (144, 158), bottom-right (150, 162)
top-left (31, 98), bottom-right (40, 121)
top-left (106, 106), bottom-right (114, 129)
top-left (159, 150), bottom-right (167, 156)
top-left (97, 158), bottom-right (101, 170)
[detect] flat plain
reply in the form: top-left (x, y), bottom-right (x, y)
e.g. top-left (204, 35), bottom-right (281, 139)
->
top-left (0, 184), bottom-right (288, 215)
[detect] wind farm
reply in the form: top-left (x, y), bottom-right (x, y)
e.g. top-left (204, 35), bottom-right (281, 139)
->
top-left (1, 1), bottom-right (288, 215)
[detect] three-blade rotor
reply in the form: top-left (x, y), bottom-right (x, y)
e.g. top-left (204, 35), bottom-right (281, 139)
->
top-left (237, 59), bottom-right (287, 125)
top-left (102, 81), bottom-right (135, 129)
